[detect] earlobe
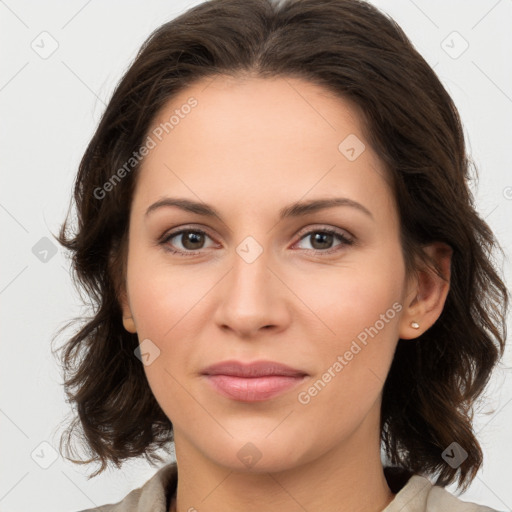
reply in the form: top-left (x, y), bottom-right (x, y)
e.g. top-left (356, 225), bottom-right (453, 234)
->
top-left (119, 287), bottom-right (137, 334)
top-left (108, 239), bottom-right (136, 333)
top-left (399, 242), bottom-right (452, 340)
top-left (123, 314), bottom-right (137, 334)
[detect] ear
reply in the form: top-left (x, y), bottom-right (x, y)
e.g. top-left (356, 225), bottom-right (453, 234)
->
top-left (109, 237), bottom-right (137, 334)
top-left (119, 284), bottom-right (137, 334)
top-left (399, 242), bottom-right (452, 340)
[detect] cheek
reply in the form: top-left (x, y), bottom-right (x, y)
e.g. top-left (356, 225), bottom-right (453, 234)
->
top-left (126, 249), bottom-right (211, 340)
top-left (125, 252), bottom-right (220, 399)
top-left (292, 284), bottom-right (402, 446)
top-left (126, 260), bottom-right (206, 422)
top-left (293, 248), bottom-right (404, 400)
top-left (295, 251), bottom-right (404, 346)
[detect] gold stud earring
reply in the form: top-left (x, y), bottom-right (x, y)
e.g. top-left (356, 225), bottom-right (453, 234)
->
top-left (410, 321), bottom-right (420, 329)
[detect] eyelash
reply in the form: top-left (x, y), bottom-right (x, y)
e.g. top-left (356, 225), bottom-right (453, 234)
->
top-left (159, 226), bottom-right (355, 257)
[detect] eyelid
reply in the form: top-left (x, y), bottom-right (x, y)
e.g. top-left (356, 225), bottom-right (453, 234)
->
top-left (293, 224), bottom-right (354, 243)
top-left (290, 226), bottom-right (355, 254)
top-left (159, 224), bottom-right (219, 248)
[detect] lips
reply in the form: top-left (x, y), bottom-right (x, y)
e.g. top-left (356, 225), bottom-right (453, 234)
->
top-left (201, 360), bottom-right (308, 378)
top-left (201, 360), bottom-right (308, 402)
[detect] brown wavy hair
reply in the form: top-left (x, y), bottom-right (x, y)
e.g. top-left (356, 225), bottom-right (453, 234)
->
top-left (52, 0), bottom-right (509, 490)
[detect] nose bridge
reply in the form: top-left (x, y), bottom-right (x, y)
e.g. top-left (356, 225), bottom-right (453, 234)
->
top-left (213, 237), bottom-right (289, 335)
top-left (229, 241), bottom-right (275, 312)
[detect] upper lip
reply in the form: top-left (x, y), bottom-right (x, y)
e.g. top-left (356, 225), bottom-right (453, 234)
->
top-left (201, 360), bottom-right (308, 378)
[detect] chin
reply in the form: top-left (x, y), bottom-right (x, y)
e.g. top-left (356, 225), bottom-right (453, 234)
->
top-left (198, 435), bottom-right (308, 474)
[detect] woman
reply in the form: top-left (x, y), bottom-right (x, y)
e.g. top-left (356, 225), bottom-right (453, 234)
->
top-left (54, 0), bottom-right (509, 510)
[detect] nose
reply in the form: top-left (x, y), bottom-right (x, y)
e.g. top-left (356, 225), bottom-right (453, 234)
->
top-left (212, 246), bottom-right (291, 339)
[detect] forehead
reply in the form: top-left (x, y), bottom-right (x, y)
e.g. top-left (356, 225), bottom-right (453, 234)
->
top-left (133, 74), bottom-right (395, 223)
top-left (151, 73), bottom-right (368, 153)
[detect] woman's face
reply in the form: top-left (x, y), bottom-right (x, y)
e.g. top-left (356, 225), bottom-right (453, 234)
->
top-left (121, 75), bottom-right (416, 472)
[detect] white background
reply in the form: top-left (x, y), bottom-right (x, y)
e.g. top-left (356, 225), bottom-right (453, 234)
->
top-left (1, 0), bottom-right (511, 510)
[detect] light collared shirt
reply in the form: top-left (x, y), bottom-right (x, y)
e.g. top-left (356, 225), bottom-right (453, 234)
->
top-left (77, 462), bottom-right (500, 512)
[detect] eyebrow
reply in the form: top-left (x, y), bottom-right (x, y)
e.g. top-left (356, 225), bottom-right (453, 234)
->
top-left (145, 196), bottom-right (373, 220)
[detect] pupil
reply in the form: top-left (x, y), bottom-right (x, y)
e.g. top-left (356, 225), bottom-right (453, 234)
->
top-left (312, 232), bottom-right (332, 250)
top-left (183, 232), bottom-right (203, 249)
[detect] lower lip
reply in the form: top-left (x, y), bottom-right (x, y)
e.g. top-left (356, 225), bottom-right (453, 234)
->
top-left (204, 374), bottom-right (307, 401)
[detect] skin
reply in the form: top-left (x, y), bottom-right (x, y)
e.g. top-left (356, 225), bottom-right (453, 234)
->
top-left (120, 74), bottom-right (452, 512)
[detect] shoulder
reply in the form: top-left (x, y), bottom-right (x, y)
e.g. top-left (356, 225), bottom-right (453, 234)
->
top-left (74, 462), bottom-right (178, 512)
top-left (426, 481), bottom-right (500, 512)
top-left (383, 473), bottom-right (501, 512)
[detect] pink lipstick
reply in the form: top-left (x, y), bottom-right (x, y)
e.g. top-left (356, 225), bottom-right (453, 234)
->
top-left (201, 360), bottom-right (308, 402)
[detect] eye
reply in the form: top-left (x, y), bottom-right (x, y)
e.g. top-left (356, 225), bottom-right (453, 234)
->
top-left (293, 228), bottom-right (354, 254)
top-left (159, 226), bottom-right (354, 256)
top-left (160, 228), bottom-right (216, 255)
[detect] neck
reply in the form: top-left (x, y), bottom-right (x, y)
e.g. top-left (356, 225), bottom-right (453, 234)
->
top-left (170, 409), bottom-right (395, 512)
